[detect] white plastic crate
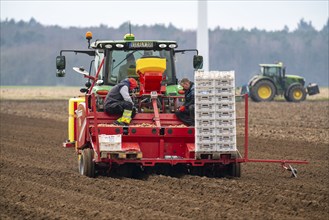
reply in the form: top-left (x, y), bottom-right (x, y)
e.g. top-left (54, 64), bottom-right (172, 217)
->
top-left (195, 88), bottom-right (215, 96)
top-left (215, 95), bottom-right (235, 102)
top-left (217, 103), bottom-right (235, 111)
top-left (217, 143), bottom-right (237, 151)
top-left (215, 79), bottom-right (234, 88)
top-left (195, 70), bottom-right (235, 80)
top-left (196, 119), bottom-right (215, 127)
top-left (215, 111), bottom-right (235, 119)
top-left (196, 111), bottom-right (216, 120)
top-left (195, 103), bottom-right (216, 111)
top-left (216, 87), bottom-right (234, 94)
top-left (197, 127), bottom-right (217, 136)
top-left (217, 127), bottom-right (236, 135)
top-left (99, 134), bottom-right (122, 151)
top-left (195, 95), bottom-right (215, 103)
top-left (213, 71), bottom-right (235, 79)
top-left (215, 119), bottom-right (236, 128)
top-left (195, 80), bottom-right (215, 87)
top-left (196, 143), bottom-right (217, 152)
top-left (217, 135), bottom-right (236, 143)
top-left (196, 135), bottom-right (216, 143)
top-left (195, 70), bottom-right (213, 79)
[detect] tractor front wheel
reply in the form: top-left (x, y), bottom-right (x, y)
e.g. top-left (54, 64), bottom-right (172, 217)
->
top-left (250, 80), bottom-right (276, 102)
top-left (79, 148), bottom-right (95, 178)
top-left (288, 85), bottom-right (306, 102)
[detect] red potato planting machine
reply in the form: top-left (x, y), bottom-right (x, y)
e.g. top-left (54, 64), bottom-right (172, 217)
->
top-left (56, 32), bottom-right (307, 178)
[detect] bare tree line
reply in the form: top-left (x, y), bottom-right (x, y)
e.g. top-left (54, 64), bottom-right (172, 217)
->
top-left (1, 18), bottom-right (328, 86)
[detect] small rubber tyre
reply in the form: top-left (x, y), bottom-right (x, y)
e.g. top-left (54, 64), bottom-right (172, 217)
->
top-left (230, 162), bottom-right (241, 177)
top-left (250, 80), bottom-right (276, 102)
top-left (288, 85), bottom-right (306, 102)
top-left (79, 148), bottom-right (95, 178)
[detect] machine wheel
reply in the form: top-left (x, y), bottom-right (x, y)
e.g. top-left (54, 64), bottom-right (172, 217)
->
top-left (287, 85), bottom-right (306, 102)
top-left (116, 164), bottom-right (134, 178)
top-left (228, 162), bottom-right (241, 177)
top-left (250, 80), bottom-right (276, 102)
top-left (79, 148), bottom-right (95, 178)
top-left (284, 92), bottom-right (291, 102)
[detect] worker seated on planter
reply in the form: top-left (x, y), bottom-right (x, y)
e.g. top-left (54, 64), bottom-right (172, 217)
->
top-left (175, 78), bottom-right (195, 126)
top-left (104, 78), bottom-right (138, 126)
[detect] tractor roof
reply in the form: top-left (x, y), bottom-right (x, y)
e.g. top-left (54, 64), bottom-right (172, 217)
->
top-left (259, 63), bottom-right (284, 68)
top-left (91, 40), bottom-right (177, 50)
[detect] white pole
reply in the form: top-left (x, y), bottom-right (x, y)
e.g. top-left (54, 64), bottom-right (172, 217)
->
top-left (197, 0), bottom-right (209, 71)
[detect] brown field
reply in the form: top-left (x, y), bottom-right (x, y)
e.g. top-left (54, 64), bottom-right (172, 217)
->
top-left (1, 86), bottom-right (329, 101)
top-left (0, 87), bottom-right (328, 219)
top-left (0, 86), bottom-right (81, 100)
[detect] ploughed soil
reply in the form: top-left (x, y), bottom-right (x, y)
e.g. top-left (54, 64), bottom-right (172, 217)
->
top-left (0, 100), bottom-right (328, 220)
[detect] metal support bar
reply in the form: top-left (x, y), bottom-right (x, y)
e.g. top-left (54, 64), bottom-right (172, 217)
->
top-left (151, 92), bottom-right (161, 127)
top-left (87, 58), bottom-right (104, 95)
top-left (239, 94), bottom-right (308, 168)
top-left (244, 94), bottom-right (249, 162)
top-left (91, 94), bottom-right (101, 162)
top-left (245, 159), bottom-right (308, 164)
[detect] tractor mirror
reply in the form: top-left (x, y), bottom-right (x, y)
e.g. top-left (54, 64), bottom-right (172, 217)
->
top-left (193, 55), bottom-right (203, 70)
top-left (56, 56), bottom-right (66, 77)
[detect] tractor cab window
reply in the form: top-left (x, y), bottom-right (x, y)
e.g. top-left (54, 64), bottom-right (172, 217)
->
top-left (95, 50), bottom-right (104, 79)
top-left (106, 50), bottom-right (174, 85)
top-left (262, 67), bottom-right (279, 77)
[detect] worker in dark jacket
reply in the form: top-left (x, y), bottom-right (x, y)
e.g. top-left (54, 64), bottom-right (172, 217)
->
top-left (175, 78), bottom-right (195, 126)
top-left (104, 78), bottom-right (138, 126)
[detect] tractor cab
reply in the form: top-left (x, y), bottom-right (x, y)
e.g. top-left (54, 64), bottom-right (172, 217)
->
top-left (92, 34), bottom-right (178, 87)
top-left (260, 63), bottom-right (284, 78)
top-left (56, 32), bottom-right (203, 113)
top-left (56, 32), bottom-right (203, 97)
top-left (259, 63), bottom-right (286, 91)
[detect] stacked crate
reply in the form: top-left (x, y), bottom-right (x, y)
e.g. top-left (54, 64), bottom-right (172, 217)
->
top-left (195, 71), bottom-right (236, 155)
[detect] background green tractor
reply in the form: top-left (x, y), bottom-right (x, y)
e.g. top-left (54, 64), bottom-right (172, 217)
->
top-left (245, 62), bottom-right (319, 102)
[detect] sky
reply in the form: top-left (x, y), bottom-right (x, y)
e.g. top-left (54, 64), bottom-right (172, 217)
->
top-left (0, 0), bottom-right (328, 31)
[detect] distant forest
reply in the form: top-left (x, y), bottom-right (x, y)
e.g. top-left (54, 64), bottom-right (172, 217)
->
top-left (1, 18), bottom-right (328, 86)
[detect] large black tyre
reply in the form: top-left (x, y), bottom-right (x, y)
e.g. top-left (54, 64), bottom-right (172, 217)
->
top-left (79, 148), bottom-right (95, 178)
top-left (284, 92), bottom-right (291, 102)
top-left (229, 162), bottom-right (241, 177)
top-left (250, 80), bottom-right (276, 102)
top-left (225, 153), bottom-right (241, 178)
top-left (116, 164), bottom-right (134, 178)
top-left (287, 84), bottom-right (306, 102)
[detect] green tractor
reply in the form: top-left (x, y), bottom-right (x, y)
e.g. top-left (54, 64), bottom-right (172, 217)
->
top-left (56, 32), bottom-right (203, 112)
top-left (245, 62), bottom-right (319, 102)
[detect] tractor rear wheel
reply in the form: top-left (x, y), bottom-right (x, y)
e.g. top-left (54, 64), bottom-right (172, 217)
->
top-left (79, 148), bottom-right (95, 177)
top-left (250, 80), bottom-right (276, 102)
top-left (287, 85), bottom-right (306, 102)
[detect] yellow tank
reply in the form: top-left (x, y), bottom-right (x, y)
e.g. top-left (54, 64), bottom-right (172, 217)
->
top-left (68, 97), bottom-right (85, 143)
top-left (136, 58), bottom-right (166, 75)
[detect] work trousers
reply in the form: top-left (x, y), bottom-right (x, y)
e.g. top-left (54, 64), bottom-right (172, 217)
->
top-left (105, 101), bottom-right (136, 118)
top-left (175, 105), bottom-right (195, 126)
